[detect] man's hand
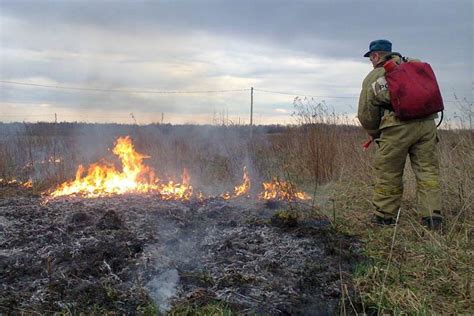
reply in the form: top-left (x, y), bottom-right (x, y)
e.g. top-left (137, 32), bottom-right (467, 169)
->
top-left (362, 136), bottom-right (374, 150)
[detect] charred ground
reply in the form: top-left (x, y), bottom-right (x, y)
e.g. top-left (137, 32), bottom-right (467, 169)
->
top-left (0, 185), bottom-right (362, 314)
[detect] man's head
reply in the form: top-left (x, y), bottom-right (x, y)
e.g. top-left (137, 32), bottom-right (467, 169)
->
top-left (364, 39), bottom-right (392, 67)
top-left (368, 51), bottom-right (391, 68)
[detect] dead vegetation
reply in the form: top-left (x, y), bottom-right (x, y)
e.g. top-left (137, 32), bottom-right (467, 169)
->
top-left (328, 127), bottom-right (473, 314)
top-left (0, 193), bottom-right (362, 314)
top-left (0, 100), bottom-right (472, 314)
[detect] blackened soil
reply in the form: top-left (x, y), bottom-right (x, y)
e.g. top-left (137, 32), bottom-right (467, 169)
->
top-left (0, 190), bottom-right (363, 315)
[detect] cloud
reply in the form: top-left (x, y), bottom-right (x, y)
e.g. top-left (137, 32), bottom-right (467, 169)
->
top-left (0, 0), bottom-right (472, 123)
top-left (2, 0), bottom-right (471, 59)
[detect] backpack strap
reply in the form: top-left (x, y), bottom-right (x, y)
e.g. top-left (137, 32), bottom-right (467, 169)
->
top-left (382, 52), bottom-right (403, 64)
top-left (389, 52), bottom-right (403, 59)
top-left (436, 111), bottom-right (444, 128)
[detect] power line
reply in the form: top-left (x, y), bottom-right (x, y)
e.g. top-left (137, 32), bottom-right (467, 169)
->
top-left (0, 80), bottom-right (250, 94)
top-left (254, 88), bottom-right (465, 103)
top-left (254, 88), bottom-right (358, 99)
top-left (0, 80), bottom-right (467, 103)
top-left (0, 114), bottom-right (136, 119)
top-left (1, 114), bottom-right (53, 117)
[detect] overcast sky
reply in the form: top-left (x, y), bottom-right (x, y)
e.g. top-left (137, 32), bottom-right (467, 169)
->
top-left (0, 0), bottom-right (472, 125)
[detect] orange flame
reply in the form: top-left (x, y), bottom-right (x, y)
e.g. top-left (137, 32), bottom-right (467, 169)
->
top-left (22, 179), bottom-right (33, 188)
top-left (157, 168), bottom-right (193, 200)
top-left (221, 166), bottom-right (251, 199)
top-left (48, 136), bottom-right (309, 202)
top-left (259, 179), bottom-right (310, 201)
top-left (0, 178), bottom-right (33, 188)
top-left (50, 136), bottom-right (192, 199)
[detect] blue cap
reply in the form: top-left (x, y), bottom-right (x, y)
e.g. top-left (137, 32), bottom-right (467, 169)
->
top-left (364, 39), bottom-right (392, 57)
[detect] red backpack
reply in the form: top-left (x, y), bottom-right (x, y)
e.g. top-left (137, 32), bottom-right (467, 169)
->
top-left (383, 59), bottom-right (444, 120)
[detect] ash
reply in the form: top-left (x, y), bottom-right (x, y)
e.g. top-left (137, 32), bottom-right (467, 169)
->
top-left (0, 193), bottom-right (362, 314)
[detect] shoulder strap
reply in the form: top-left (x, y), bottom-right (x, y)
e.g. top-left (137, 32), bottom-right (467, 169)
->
top-left (380, 52), bottom-right (403, 67)
top-left (388, 52), bottom-right (403, 59)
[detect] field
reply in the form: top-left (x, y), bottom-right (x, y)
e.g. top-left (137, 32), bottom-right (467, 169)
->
top-left (0, 105), bottom-right (472, 314)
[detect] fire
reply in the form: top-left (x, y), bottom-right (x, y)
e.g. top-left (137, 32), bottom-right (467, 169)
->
top-left (0, 178), bottom-right (33, 188)
top-left (259, 179), bottom-right (310, 201)
top-left (22, 179), bottom-right (33, 188)
top-left (48, 136), bottom-right (310, 202)
top-left (157, 169), bottom-right (193, 200)
top-left (221, 166), bottom-right (251, 199)
top-left (50, 136), bottom-right (192, 199)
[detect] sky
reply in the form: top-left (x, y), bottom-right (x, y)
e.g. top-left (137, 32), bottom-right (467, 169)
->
top-left (0, 0), bottom-right (472, 125)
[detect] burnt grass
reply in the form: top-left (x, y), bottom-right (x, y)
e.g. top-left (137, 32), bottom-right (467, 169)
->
top-left (0, 186), bottom-right (363, 315)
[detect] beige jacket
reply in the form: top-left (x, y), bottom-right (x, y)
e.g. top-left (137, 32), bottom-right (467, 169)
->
top-left (357, 54), bottom-right (436, 137)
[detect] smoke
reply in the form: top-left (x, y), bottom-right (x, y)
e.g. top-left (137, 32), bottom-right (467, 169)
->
top-left (142, 213), bottom-right (208, 313)
top-left (0, 122), bottom-right (285, 194)
top-left (146, 268), bottom-right (180, 313)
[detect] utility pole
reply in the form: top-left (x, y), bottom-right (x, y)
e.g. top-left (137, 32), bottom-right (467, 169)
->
top-left (250, 87), bottom-right (254, 127)
top-left (161, 112), bottom-right (164, 124)
top-left (53, 112), bottom-right (58, 181)
top-left (250, 87), bottom-right (254, 137)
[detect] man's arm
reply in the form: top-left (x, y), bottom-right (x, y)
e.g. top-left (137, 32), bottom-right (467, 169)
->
top-left (357, 69), bottom-right (392, 138)
top-left (357, 73), bottom-right (382, 137)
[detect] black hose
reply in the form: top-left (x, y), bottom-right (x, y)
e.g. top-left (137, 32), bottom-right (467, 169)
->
top-left (436, 111), bottom-right (444, 128)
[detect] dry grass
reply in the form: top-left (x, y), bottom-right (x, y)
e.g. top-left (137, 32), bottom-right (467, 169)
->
top-left (0, 107), bottom-right (472, 314)
top-left (328, 128), bottom-right (473, 314)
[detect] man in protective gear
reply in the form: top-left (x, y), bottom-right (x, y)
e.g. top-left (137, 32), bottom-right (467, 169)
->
top-left (357, 39), bottom-right (442, 230)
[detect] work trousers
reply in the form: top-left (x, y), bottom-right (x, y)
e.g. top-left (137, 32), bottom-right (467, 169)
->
top-left (373, 119), bottom-right (441, 219)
